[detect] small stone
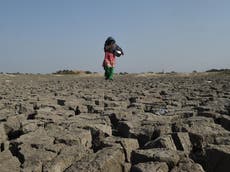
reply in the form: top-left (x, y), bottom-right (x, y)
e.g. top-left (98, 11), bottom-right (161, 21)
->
top-left (57, 99), bottom-right (66, 106)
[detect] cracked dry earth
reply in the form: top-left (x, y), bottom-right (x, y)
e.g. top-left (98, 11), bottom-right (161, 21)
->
top-left (0, 73), bottom-right (230, 172)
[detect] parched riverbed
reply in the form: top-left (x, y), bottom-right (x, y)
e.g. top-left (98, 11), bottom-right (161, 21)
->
top-left (0, 73), bottom-right (230, 172)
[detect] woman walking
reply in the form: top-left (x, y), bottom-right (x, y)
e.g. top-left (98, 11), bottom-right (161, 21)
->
top-left (102, 37), bottom-right (124, 80)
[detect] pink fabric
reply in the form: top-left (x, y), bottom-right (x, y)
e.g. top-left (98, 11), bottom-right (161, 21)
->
top-left (103, 52), bottom-right (116, 67)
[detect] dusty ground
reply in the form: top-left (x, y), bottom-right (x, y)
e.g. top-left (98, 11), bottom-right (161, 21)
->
top-left (0, 73), bottom-right (230, 172)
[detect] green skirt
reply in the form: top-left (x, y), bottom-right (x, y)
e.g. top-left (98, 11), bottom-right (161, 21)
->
top-left (104, 66), bottom-right (114, 80)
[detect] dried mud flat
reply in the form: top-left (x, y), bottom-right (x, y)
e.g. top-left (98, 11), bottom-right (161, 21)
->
top-left (0, 73), bottom-right (230, 172)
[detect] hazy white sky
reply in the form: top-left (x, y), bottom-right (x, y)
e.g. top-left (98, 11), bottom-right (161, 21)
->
top-left (0, 0), bottom-right (230, 73)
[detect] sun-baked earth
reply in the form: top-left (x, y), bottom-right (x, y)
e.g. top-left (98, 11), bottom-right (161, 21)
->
top-left (0, 73), bottom-right (230, 172)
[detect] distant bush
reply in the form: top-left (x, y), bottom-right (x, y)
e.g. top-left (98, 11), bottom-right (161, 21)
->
top-left (53, 69), bottom-right (94, 75)
top-left (165, 71), bottom-right (177, 74)
top-left (85, 71), bottom-right (92, 74)
top-left (119, 72), bottom-right (128, 75)
top-left (206, 69), bottom-right (220, 72)
top-left (156, 70), bottom-right (165, 74)
top-left (156, 72), bottom-right (164, 74)
top-left (170, 71), bottom-right (177, 74)
top-left (206, 69), bottom-right (230, 74)
top-left (53, 70), bottom-right (77, 74)
top-left (6, 72), bottom-right (23, 75)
